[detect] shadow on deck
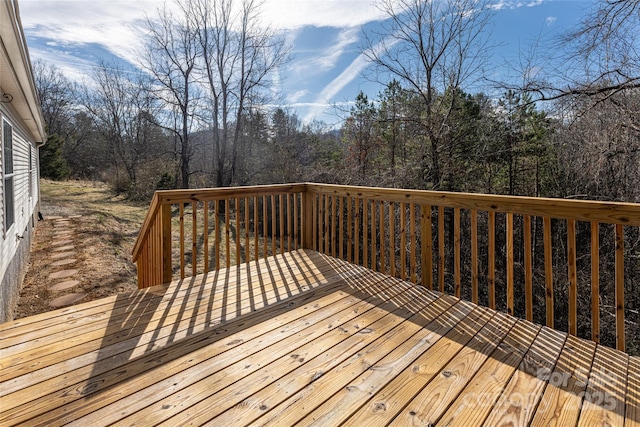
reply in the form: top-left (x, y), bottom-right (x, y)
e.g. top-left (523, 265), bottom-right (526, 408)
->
top-left (0, 250), bottom-right (637, 426)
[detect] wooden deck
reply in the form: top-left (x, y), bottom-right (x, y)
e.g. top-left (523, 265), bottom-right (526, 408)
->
top-left (1, 250), bottom-right (638, 426)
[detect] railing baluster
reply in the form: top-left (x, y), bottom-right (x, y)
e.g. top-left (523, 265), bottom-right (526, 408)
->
top-left (354, 198), bottom-right (360, 265)
top-left (245, 197), bottom-right (250, 262)
top-left (347, 197), bottom-right (352, 263)
top-left (615, 224), bottom-right (625, 352)
top-left (204, 202), bottom-right (209, 272)
top-left (438, 206), bottom-right (445, 293)
top-left (470, 209), bottom-right (478, 304)
top-left (454, 207), bottom-right (461, 298)
top-left (323, 194), bottom-right (329, 254)
top-left (192, 201), bottom-right (197, 276)
top-left (226, 199), bottom-right (231, 268)
top-left (294, 193), bottom-right (299, 250)
top-left (279, 194), bottom-right (285, 255)
top-left (506, 212), bottom-right (514, 316)
top-left (235, 198), bottom-right (240, 265)
top-left (543, 216), bottom-right (553, 328)
top-left (331, 195), bottom-right (337, 258)
top-left (389, 202), bottom-right (395, 278)
top-left (380, 202), bottom-right (386, 276)
top-left (363, 199), bottom-right (369, 269)
top-left (567, 218), bottom-right (577, 335)
top-left (312, 193), bottom-right (317, 251)
top-left (421, 204), bottom-right (432, 290)
top-left (400, 202), bottom-right (406, 281)
top-left (287, 194), bottom-right (292, 252)
top-left (591, 221), bottom-right (600, 343)
top-left (253, 198), bottom-right (258, 262)
top-left (410, 203), bottom-right (416, 283)
top-left (263, 195), bottom-right (268, 257)
top-left (339, 196), bottom-right (344, 260)
top-left (214, 200), bottom-right (220, 270)
top-left (524, 214), bottom-right (532, 321)
top-left (180, 202), bottom-right (185, 279)
top-left (488, 210), bottom-right (495, 309)
top-left (271, 194), bottom-right (276, 256)
top-left (371, 200), bottom-right (377, 272)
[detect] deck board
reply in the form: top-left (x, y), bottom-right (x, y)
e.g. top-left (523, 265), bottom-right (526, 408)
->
top-left (0, 249), bottom-right (637, 426)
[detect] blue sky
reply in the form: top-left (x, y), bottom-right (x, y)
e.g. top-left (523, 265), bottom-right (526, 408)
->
top-left (19, 0), bottom-right (590, 127)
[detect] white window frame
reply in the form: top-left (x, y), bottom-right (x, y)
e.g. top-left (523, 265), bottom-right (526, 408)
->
top-left (3, 118), bottom-right (15, 234)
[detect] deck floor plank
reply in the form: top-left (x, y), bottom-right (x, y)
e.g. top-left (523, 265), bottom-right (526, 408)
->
top-left (436, 319), bottom-right (542, 426)
top-left (207, 287), bottom-right (443, 427)
top-left (0, 249), bottom-right (635, 427)
top-left (340, 306), bottom-right (495, 427)
top-left (294, 298), bottom-right (475, 426)
top-left (392, 310), bottom-right (517, 426)
top-left (0, 254), bottom-right (368, 408)
top-left (578, 344), bottom-right (629, 426)
top-left (529, 334), bottom-right (597, 427)
top-left (627, 356), bottom-right (640, 427)
top-left (0, 250), bottom-right (344, 356)
top-left (249, 295), bottom-right (460, 427)
top-left (0, 260), bottom-right (358, 386)
top-left (150, 282), bottom-right (426, 426)
top-left (483, 326), bottom-right (567, 426)
top-left (4, 263), bottom-right (390, 425)
top-left (93, 277), bottom-right (409, 426)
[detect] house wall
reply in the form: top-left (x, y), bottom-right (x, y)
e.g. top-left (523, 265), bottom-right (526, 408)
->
top-left (0, 103), bottom-right (40, 322)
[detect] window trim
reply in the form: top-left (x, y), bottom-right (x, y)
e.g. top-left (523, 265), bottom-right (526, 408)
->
top-left (3, 118), bottom-right (15, 234)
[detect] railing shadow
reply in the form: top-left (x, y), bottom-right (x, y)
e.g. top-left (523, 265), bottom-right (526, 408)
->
top-left (63, 250), bottom-right (637, 424)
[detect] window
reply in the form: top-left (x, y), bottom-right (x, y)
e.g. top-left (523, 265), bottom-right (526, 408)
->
top-left (29, 144), bottom-right (33, 198)
top-left (3, 119), bottom-right (14, 232)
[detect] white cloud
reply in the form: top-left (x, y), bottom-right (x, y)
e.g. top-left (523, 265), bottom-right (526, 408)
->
top-left (261, 0), bottom-right (386, 30)
top-left (489, 0), bottom-right (545, 10)
top-left (303, 53), bottom-right (368, 122)
top-left (545, 16), bottom-right (557, 26)
top-left (287, 90), bottom-right (309, 103)
top-left (290, 27), bottom-right (360, 75)
top-left (19, 0), bottom-right (150, 66)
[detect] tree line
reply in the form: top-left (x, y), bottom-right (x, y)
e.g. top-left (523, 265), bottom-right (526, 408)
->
top-left (34, 0), bottom-right (639, 352)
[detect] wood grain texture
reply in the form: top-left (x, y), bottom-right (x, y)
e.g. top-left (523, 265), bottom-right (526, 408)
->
top-left (2, 250), bottom-right (634, 427)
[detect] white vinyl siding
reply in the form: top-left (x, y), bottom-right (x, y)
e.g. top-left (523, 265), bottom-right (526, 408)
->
top-left (0, 108), bottom-right (39, 281)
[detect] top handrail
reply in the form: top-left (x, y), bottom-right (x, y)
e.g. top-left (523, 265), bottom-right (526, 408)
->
top-left (304, 183), bottom-right (640, 226)
top-left (133, 182), bottom-right (640, 262)
top-left (131, 183), bottom-right (307, 261)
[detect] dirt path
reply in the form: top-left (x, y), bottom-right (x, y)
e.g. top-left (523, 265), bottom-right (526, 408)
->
top-left (14, 180), bottom-right (149, 319)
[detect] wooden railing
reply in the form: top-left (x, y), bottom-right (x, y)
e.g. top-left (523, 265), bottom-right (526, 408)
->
top-left (133, 183), bottom-right (640, 353)
top-left (132, 184), bottom-right (306, 287)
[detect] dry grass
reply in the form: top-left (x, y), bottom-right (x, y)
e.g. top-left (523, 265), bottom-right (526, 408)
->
top-left (14, 180), bottom-right (150, 319)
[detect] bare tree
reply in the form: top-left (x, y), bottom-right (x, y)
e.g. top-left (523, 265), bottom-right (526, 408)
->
top-left (521, 0), bottom-right (640, 106)
top-left (32, 60), bottom-right (76, 139)
top-left (363, 0), bottom-right (494, 190)
top-left (80, 62), bottom-right (167, 196)
top-left (142, 2), bottom-right (201, 188)
top-left (189, 0), bottom-right (290, 187)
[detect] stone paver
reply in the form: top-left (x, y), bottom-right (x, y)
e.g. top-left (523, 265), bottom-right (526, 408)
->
top-left (44, 216), bottom-right (85, 306)
top-left (49, 280), bottom-right (81, 291)
top-left (48, 269), bottom-right (78, 280)
top-left (52, 251), bottom-right (75, 260)
top-left (51, 258), bottom-right (76, 267)
top-left (49, 293), bottom-right (86, 307)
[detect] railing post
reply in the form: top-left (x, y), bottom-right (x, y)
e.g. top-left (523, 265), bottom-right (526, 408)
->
top-left (302, 188), bottom-right (314, 249)
top-left (161, 202), bottom-right (172, 283)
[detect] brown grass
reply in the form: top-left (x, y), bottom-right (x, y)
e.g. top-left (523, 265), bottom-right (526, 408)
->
top-left (14, 180), bottom-right (150, 319)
